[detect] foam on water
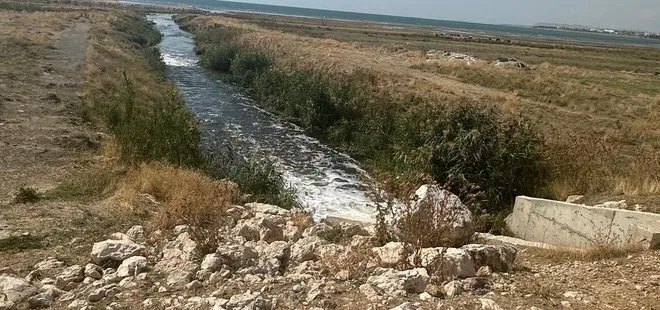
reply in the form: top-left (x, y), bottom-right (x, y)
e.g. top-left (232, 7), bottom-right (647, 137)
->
top-left (147, 14), bottom-right (376, 222)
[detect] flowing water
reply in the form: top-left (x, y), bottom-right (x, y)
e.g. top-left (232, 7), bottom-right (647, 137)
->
top-left (147, 14), bottom-right (375, 221)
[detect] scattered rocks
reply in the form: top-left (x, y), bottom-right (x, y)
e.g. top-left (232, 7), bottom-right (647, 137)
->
top-left (290, 236), bottom-right (327, 263)
top-left (462, 244), bottom-right (517, 272)
top-left (480, 298), bottom-right (504, 310)
top-left (0, 276), bottom-right (38, 303)
top-left (84, 264), bottom-right (103, 280)
top-left (126, 225), bottom-right (145, 240)
top-left (226, 291), bottom-right (272, 310)
top-left (493, 57), bottom-right (529, 69)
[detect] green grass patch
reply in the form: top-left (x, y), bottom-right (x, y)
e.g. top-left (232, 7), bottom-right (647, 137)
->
top-left (0, 235), bottom-right (43, 252)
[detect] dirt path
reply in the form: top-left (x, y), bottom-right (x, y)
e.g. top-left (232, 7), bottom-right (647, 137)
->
top-left (0, 22), bottom-right (90, 203)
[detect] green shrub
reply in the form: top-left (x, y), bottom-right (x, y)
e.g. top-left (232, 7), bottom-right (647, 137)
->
top-left (107, 73), bottom-right (206, 168)
top-left (200, 44), bottom-right (239, 72)
top-left (0, 235), bottom-right (42, 252)
top-left (425, 106), bottom-right (545, 213)
top-left (230, 52), bottom-right (271, 86)
top-left (228, 158), bottom-right (301, 210)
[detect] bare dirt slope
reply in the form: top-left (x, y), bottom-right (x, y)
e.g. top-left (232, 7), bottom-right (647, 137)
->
top-left (0, 19), bottom-right (90, 202)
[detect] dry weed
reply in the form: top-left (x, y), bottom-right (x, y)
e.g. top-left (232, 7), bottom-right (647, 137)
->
top-left (526, 244), bottom-right (644, 263)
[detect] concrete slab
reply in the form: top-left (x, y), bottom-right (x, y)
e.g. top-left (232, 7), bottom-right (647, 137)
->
top-left (475, 233), bottom-right (558, 250)
top-left (506, 196), bottom-right (660, 249)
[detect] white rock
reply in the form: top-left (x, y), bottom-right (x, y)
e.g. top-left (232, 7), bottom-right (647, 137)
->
top-left (372, 242), bottom-right (405, 267)
top-left (292, 284), bottom-right (303, 293)
top-left (154, 232), bottom-right (199, 287)
top-left (565, 195), bottom-right (584, 204)
top-left (365, 268), bottom-right (429, 297)
top-left (462, 244), bottom-right (517, 272)
top-left (314, 243), bottom-right (345, 261)
top-left (55, 265), bottom-right (84, 290)
top-left (109, 232), bottom-right (132, 241)
top-left (561, 301), bottom-right (571, 308)
top-left (359, 283), bottom-right (380, 301)
top-left (226, 291), bottom-right (272, 310)
top-left (480, 298), bottom-right (503, 310)
top-left (477, 266), bottom-right (493, 278)
top-left (119, 277), bottom-right (137, 289)
top-left (396, 185), bottom-right (475, 246)
top-left (142, 298), bottom-right (154, 307)
top-left (234, 217), bottom-right (284, 243)
top-left (174, 225), bottom-right (189, 235)
top-left (246, 203), bottom-right (291, 216)
top-left (126, 225), bottom-right (145, 240)
top-left (0, 301), bottom-right (15, 310)
top-left (419, 292), bottom-right (433, 301)
top-left (201, 253), bottom-right (223, 272)
top-left (418, 247), bottom-right (476, 279)
top-left (217, 243), bottom-right (259, 269)
top-left (563, 291), bottom-right (579, 299)
top-left (444, 280), bottom-right (463, 298)
top-left (90, 239), bottom-right (145, 264)
top-left (290, 236), bottom-right (327, 263)
top-left (87, 288), bottom-right (105, 302)
top-left (184, 280), bottom-right (203, 290)
top-left (259, 241), bottom-right (290, 261)
top-left (67, 299), bottom-right (88, 309)
top-left (117, 256), bottom-right (147, 278)
top-left (84, 264), bottom-right (103, 280)
top-left (303, 223), bottom-right (334, 237)
top-left (391, 302), bottom-right (416, 310)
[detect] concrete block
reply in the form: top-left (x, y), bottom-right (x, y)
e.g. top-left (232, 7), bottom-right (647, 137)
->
top-left (506, 196), bottom-right (660, 249)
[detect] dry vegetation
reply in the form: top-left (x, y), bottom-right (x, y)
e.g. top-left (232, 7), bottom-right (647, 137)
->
top-left (182, 13), bottom-right (660, 211)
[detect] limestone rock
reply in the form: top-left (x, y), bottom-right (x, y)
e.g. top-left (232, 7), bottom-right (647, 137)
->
top-left (372, 242), bottom-right (405, 267)
top-left (480, 298), bottom-right (503, 310)
top-left (217, 243), bottom-right (259, 269)
top-left (246, 203), bottom-right (291, 217)
top-left (444, 280), bottom-right (463, 298)
top-left (34, 258), bottom-right (65, 274)
top-left (174, 225), bottom-right (189, 235)
top-left (462, 244), bottom-right (517, 272)
top-left (201, 253), bottom-right (224, 272)
top-left (0, 276), bottom-right (38, 302)
top-left (291, 236), bottom-right (327, 263)
top-left (391, 302), bottom-right (416, 310)
top-left (396, 185), bottom-right (475, 247)
top-left (84, 264), bottom-right (103, 280)
top-left (154, 232), bottom-right (199, 287)
top-left (226, 291), bottom-right (272, 310)
top-left (126, 225), bottom-right (145, 240)
top-left (418, 247), bottom-right (476, 279)
top-left (87, 288), bottom-right (105, 302)
top-left (117, 256), bottom-right (147, 278)
top-left (90, 239), bottom-right (145, 264)
top-left (55, 265), bottom-right (84, 290)
top-left (365, 268), bottom-right (430, 297)
top-left (314, 243), bottom-right (345, 261)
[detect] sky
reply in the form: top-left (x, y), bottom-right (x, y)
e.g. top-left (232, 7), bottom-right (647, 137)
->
top-left (232, 0), bottom-right (660, 32)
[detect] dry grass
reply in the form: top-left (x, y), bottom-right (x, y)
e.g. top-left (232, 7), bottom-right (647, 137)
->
top-left (526, 244), bottom-right (645, 263)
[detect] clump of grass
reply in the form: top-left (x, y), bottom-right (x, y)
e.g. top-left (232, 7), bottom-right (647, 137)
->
top-left (200, 43), bottom-right (239, 72)
top-left (527, 243), bottom-right (644, 263)
top-left (230, 51), bottom-right (272, 86)
top-left (0, 235), bottom-right (43, 252)
top-left (13, 187), bottom-right (42, 204)
top-left (114, 163), bottom-right (239, 251)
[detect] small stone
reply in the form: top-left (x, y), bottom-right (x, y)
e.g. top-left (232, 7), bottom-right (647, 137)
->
top-left (28, 292), bottom-right (54, 308)
top-left (444, 280), bottom-right (463, 298)
top-left (174, 225), bottom-right (189, 235)
top-left (292, 284), bottom-right (304, 293)
top-left (201, 253), bottom-right (223, 272)
top-left (419, 292), bottom-right (433, 301)
top-left (67, 299), bottom-right (87, 309)
top-left (480, 298), bottom-right (503, 310)
top-left (87, 288), bottom-right (105, 302)
top-left (185, 280), bottom-right (203, 290)
top-left (126, 225), bottom-right (145, 240)
top-left (391, 302), bottom-right (416, 310)
top-left (143, 298), bottom-right (154, 307)
top-left (561, 301), bottom-right (571, 308)
top-left (477, 266), bottom-right (493, 278)
top-left (117, 256), bottom-right (147, 278)
top-left (84, 264), bottom-right (103, 280)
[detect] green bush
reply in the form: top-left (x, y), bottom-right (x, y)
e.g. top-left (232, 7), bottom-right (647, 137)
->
top-left (107, 73), bottom-right (206, 168)
top-left (230, 52), bottom-right (271, 86)
top-left (228, 158), bottom-right (301, 210)
top-left (425, 106), bottom-right (545, 213)
top-left (200, 44), bottom-right (239, 72)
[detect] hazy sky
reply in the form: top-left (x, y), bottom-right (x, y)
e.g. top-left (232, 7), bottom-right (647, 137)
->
top-left (233, 0), bottom-right (660, 32)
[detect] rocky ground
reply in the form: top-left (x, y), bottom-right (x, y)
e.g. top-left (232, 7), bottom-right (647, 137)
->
top-left (1, 200), bottom-right (658, 310)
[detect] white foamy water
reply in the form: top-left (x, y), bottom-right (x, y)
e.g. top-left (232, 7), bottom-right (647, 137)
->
top-left (147, 14), bottom-right (375, 222)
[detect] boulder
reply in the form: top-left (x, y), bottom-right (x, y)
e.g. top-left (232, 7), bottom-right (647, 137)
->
top-left (90, 239), bottom-right (145, 264)
top-left (461, 244), bottom-right (517, 272)
top-left (444, 280), bottom-right (463, 298)
top-left (364, 268), bottom-right (429, 297)
top-left (290, 236), bottom-right (327, 263)
top-left (418, 247), bottom-right (476, 279)
top-left (217, 243), bottom-right (259, 269)
top-left (55, 265), bottom-right (84, 290)
top-left (117, 256), bottom-right (147, 278)
top-left (372, 242), bottom-right (405, 267)
top-left (395, 185), bottom-right (475, 247)
top-left (154, 232), bottom-right (199, 287)
top-left (0, 276), bottom-right (38, 303)
top-left (246, 203), bottom-right (291, 217)
top-left (34, 258), bottom-right (65, 273)
top-left (201, 253), bottom-right (224, 272)
top-left (234, 217), bottom-right (284, 243)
